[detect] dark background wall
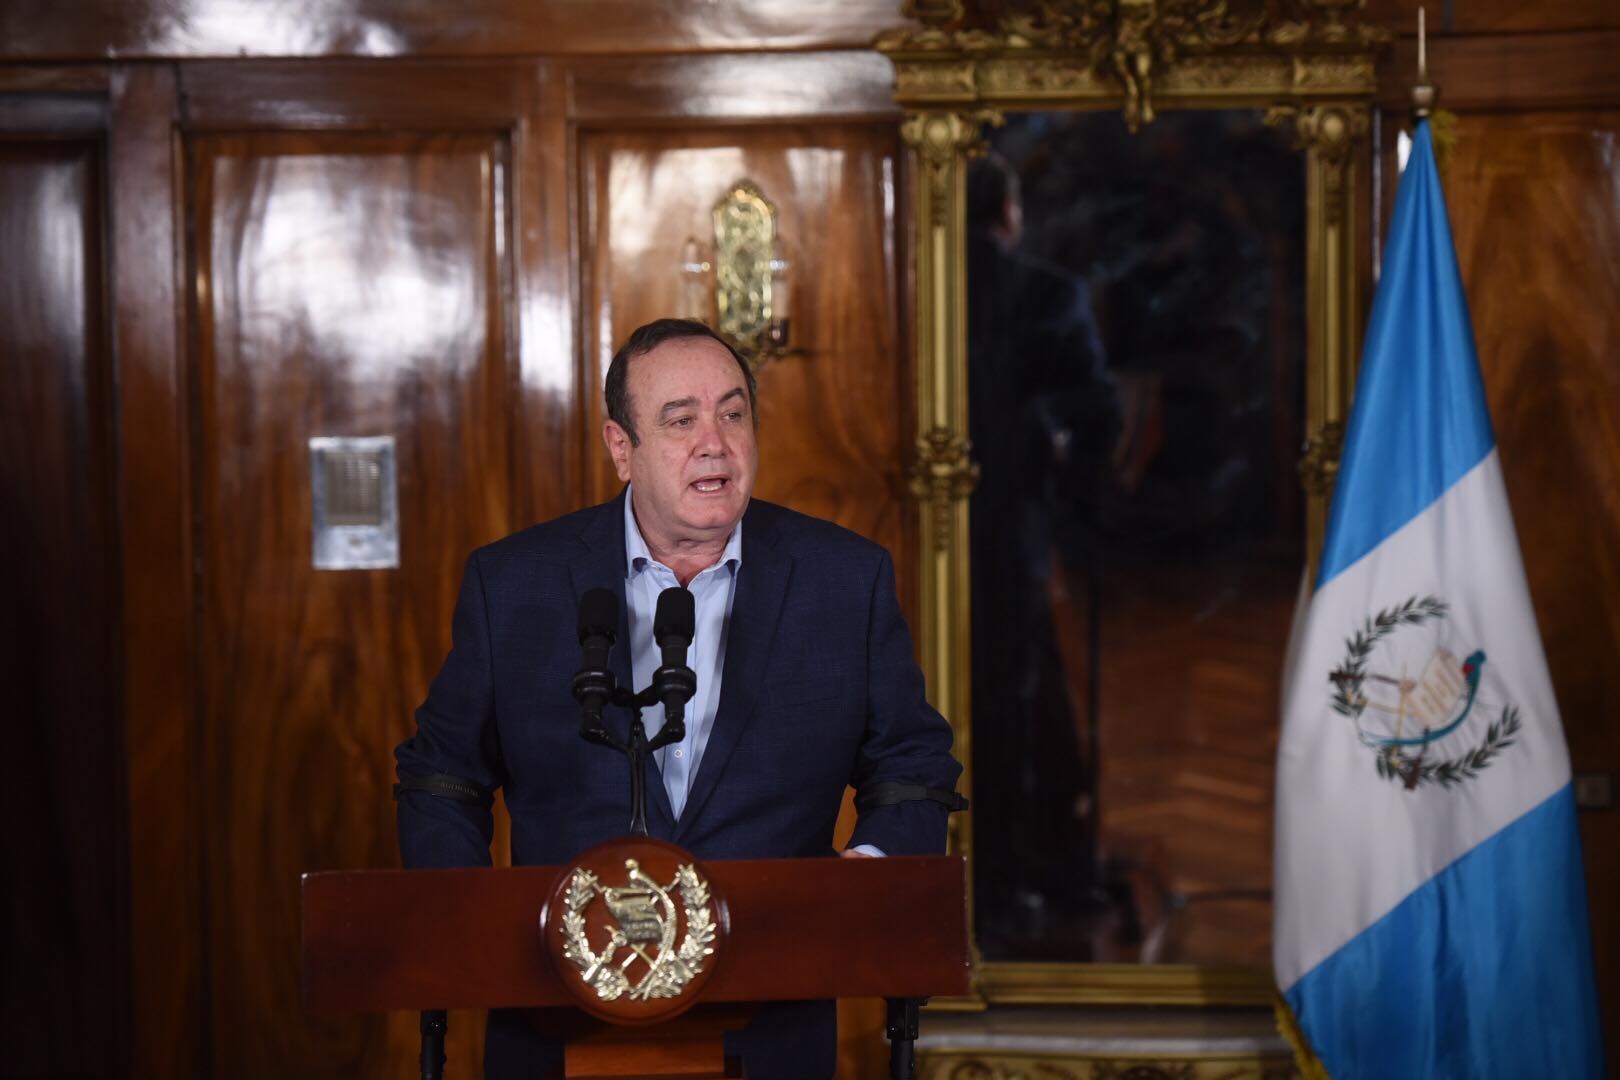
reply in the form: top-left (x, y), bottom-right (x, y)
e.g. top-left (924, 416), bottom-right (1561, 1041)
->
top-left (0, 1), bottom-right (1614, 1075)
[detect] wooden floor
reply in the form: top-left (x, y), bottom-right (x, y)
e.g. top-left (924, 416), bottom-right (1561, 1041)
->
top-left (1047, 549), bottom-right (1298, 967)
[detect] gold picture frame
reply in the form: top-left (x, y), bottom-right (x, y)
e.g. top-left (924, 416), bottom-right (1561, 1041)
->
top-left (880, 0), bottom-right (1388, 1007)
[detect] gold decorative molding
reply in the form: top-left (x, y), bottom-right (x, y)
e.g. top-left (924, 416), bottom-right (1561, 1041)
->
top-left (1290, 55), bottom-right (1378, 93)
top-left (880, 0), bottom-right (1389, 131)
top-left (897, 58), bottom-right (980, 100)
top-left (904, 0), bottom-right (967, 27)
top-left (1265, 105), bottom-right (1369, 226)
top-left (939, 1059), bottom-right (1087, 1080)
top-left (972, 57), bottom-right (1101, 99)
top-left (1298, 420), bottom-right (1345, 497)
top-left (972, 962), bottom-right (1276, 1007)
top-left (910, 426), bottom-right (980, 549)
top-left (902, 110), bottom-right (1003, 225)
top-left (917, 1002), bottom-right (1298, 1079)
top-left (1269, 100), bottom-right (1368, 558)
top-left (1005, 0), bottom-right (1268, 130)
top-left (898, 106), bottom-right (991, 839)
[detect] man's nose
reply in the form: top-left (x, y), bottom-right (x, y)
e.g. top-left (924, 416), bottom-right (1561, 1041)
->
top-left (693, 417), bottom-right (726, 457)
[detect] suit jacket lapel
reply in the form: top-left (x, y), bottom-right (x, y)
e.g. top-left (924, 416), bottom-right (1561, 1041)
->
top-left (569, 488), bottom-right (677, 837)
top-left (673, 500), bottom-right (790, 843)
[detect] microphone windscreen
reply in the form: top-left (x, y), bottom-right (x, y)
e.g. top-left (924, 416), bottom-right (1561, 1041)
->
top-left (653, 586), bottom-right (696, 644)
top-left (578, 588), bottom-right (618, 643)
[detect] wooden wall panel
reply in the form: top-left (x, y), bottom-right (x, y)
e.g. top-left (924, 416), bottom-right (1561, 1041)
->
top-left (0, 0), bottom-right (910, 62)
top-left (1377, 31), bottom-right (1620, 113)
top-left (512, 61), bottom-right (585, 535)
top-left (1366, 0), bottom-right (1619, 34)
top-left (568, 51), bottom-right (900, 123)
top-left (0, 126), bottom-right (124, 1079)
top-left (579, 124), bottom-right (914, 580)
top-left (1440, 109), bottom-right (1620, 1051)
top-left (107, 64), bottom-right (202, 1080)
top-left (189, 131), bottom-right (518, 1077)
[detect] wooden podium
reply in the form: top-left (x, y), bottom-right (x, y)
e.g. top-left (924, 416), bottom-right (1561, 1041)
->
top-left (302, 837), bottom-right (970, 1078)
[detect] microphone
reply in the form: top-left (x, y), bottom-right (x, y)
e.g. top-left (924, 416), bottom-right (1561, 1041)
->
top-left (572, 588), bottom-right (619, 746)
top-left (650, 587), bottom-right (697, 746)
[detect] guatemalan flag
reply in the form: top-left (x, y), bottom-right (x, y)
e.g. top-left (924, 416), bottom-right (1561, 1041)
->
top-left (1273, 120), bottom-right (1604, 1077)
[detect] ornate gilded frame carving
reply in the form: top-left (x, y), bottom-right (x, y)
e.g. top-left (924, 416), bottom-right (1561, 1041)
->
top-left (881, 0), bottom-right (1387, 1007)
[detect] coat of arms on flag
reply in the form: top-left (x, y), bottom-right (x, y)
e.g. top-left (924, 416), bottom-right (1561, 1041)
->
top-left (1327, 594), bottom-right (1521, 790)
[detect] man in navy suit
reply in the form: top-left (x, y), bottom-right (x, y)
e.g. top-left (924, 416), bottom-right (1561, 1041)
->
top-left (395, 318), bottom-right (961, 1078)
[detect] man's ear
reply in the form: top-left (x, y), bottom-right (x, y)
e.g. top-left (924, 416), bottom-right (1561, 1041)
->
top-left (603, 420), bottom-right (633, 483)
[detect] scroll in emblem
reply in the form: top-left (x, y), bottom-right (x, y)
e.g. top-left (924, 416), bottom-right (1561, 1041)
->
top-left (560, 858), bottom-right (717, 1002)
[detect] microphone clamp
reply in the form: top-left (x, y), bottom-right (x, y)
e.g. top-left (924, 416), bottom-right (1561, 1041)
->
top-left (572, 667), bottom-right (621, 749)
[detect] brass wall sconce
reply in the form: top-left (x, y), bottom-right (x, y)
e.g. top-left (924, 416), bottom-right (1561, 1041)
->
top-left (678, 179), bottom-right (801, 370)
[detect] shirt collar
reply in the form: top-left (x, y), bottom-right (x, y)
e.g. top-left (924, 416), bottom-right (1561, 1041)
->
top-left (623, 484), bottom-right (743, 578)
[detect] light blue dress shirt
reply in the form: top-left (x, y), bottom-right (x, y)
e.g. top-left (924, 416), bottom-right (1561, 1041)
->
top-left (623, 490), bottom-right (742, 820)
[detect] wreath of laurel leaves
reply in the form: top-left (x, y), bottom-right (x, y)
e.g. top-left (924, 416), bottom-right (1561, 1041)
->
top-left (592, 967), bottom-right (631, 1001)
top-left (561, 869), bottom-right (624, 996)
top-left (1330, 595), bottom-right (1448, 718)
top-left (675, 864), bottom-right (717, 967)
top-left (1374, 705), bottom-right (1523, 788)
top-left (1332, 595), bottom-right (1520, 789)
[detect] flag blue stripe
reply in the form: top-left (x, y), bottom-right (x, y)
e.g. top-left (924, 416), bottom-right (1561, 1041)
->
top-left (1286, 785), bottom-right (1605, 1079)
top-left (1317, 122), bottom-right (1495, 588)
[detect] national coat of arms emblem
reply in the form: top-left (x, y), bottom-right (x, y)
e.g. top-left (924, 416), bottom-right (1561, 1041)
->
top-left (1328, 595), bottom-right (1521, 790)
top-left (558, 857), bottom-right (717, 1003)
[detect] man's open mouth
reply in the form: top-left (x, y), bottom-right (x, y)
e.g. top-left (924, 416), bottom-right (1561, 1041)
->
top-left (691, 477), bottom-right (729, 493)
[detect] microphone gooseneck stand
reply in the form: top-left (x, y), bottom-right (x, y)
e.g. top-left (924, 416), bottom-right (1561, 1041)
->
top-left (572, 586), bottom-right (696, 836)
top-left (582, 680), bottom-right (691, 836)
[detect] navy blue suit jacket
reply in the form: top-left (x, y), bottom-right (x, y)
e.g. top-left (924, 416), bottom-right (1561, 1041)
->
top-left (395, 492), bottom-right (960, 1077)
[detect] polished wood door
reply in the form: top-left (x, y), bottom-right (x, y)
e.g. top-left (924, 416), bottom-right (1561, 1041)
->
top-left (579, 124), bottom-right (914, 595)
top-left (189, 128), bottom-right (519, 1077)
top-left (0, 120), bottom-right (124, 1079)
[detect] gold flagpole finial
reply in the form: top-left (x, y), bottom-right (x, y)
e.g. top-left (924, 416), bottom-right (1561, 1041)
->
top-left (1412, 6), bottom-right (1438, 118)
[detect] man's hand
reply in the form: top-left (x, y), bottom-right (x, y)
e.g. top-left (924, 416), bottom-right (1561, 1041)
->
top-left (840, 847), bottom-right (877, 858)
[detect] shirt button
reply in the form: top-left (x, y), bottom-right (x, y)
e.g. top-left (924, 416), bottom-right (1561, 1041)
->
top-left (673, 748), bottom-right (684, 758)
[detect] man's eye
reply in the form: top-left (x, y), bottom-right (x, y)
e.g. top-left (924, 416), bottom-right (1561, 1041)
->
top-left (723, 410), bottom-right (744, 422)
top-left (670, 416), bottom-right (693, 428)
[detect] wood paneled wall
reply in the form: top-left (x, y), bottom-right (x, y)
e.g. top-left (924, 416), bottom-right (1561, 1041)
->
top-left (3, 2), bottom-right (1619, 1076)
top-left (3, 38), bottom-right (907, 1079)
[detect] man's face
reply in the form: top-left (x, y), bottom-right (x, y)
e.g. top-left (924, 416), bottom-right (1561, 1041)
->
top-left (603, 336), bottom-right (758, 548)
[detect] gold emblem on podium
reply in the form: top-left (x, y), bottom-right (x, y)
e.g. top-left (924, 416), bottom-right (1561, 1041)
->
top-left (560, 857), bottom-right (717, 1002)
